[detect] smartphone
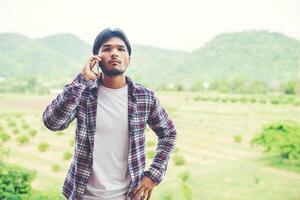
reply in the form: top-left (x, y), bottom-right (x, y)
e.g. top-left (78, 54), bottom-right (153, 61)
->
top-left (98, 61), bottom-right (103, 69)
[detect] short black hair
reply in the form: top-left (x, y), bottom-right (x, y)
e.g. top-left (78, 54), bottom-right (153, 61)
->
top-left (92, 28), bottom-right (131, 56)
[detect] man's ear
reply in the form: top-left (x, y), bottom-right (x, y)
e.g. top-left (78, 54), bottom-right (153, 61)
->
top-left (127, 56), bottom-right (131, 67)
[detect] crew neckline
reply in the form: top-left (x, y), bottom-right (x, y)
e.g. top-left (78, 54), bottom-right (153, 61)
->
top-left (99, 84), bottom-right (128, 93)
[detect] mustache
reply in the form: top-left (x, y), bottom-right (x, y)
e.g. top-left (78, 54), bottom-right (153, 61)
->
top-left (108, 59), bottom-right (121, 64)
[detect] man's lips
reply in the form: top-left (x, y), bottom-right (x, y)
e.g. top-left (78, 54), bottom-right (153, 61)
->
top-left (109, 59), bottom-right (121, 64)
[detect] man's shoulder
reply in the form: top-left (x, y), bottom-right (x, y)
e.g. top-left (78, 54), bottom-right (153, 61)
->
top-left (131, 81), bottom-right (155, 97)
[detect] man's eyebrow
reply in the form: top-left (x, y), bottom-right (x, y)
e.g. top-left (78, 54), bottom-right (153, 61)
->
top-left (102, 44), bottom-right (126, 48)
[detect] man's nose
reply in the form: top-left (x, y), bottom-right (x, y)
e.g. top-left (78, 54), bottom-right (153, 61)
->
top-left (111, 48), bottom-right (118, 57)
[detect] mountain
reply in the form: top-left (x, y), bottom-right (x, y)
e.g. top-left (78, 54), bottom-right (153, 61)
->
top-left (0, 33), bottom-right (88, 78)
top-left (181, 31), bottom-right (300, 85)
top-left (0, 30), bottom-right (299, 87)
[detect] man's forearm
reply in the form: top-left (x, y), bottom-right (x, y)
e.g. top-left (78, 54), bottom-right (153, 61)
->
top-left (42, 73), bottom-right (91, 131)
top-left (144, 123), bottom-right (177, 184)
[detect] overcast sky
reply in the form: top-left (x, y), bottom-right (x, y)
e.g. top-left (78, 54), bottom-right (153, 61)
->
top-left (0, 0), bottom-right (299, 51)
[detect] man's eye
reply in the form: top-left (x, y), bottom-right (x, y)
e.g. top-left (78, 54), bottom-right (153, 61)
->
top-left (103, 48), bottom-right (110, 51)
top-left (119, 48), bottom-right (125, 51)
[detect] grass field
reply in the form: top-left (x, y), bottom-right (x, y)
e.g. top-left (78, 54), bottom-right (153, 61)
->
top-left (1, 92), bottom-right (300, 200)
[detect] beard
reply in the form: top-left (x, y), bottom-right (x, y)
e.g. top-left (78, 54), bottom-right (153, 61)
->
top-left (99, 63), bottom-right (126, 77)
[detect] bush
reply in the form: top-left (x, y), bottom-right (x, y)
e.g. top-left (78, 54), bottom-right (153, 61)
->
top-left (293, 100), bottom-right (300, 106)
top-left (280, 81), bottom-right (296, 95)
top-left (259, 98), bottom-right (267, 104)
top-left (229, 97), bottom-right (238, 103)
top-left (270, 98), bottom-right (280, 105)
top-left (180, 172), bottom-right (192, 200)
top-left (63, 152), bottom-right (72, 160)
top-left (17, 135), bottom-right (29, 144)
top-left (221, 97), bottom-right (229, 103)
top-left (51, 164), bottom-right (61, 172)
top-left (22, 124), bottom-right (30, 130)
top-left (146, 140), bottom-right (156, 147)
top-left (173, 154), bottom-right (186, 166)
top-left (174, 147), bottom-right (180, 153)
top-left (239, 97), bottom-right (248, 103)
top-left (250, 97), bottom-right (257, 103)
top-left (69, 139), bottom-right (75, 147)
top-left (233, 135), bottom-right (242, 143)
top-left (28, 129), bottom-right (37, 137)
top-left (56, 131), bottom-right (64, 136)
top-left (8, 120), bottom-right (16, 127)
top-left (147, 150), bottom-right (156, 159)
top-left (0, 160), bottom-right (36, 199)
top-left (0, 132), bottom-right (10, 142)
top-left (38, 143), bottom-right (49, 152)
top-left (251, 121), bottom-right (300, 166)
top-left (13, 128), bottom-right (20, 135)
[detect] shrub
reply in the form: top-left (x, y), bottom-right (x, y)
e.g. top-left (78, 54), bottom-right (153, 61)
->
top-left (38, 143), bottom-right (49, 152)
top-left (13, 128), bottom-right (20, 134)
top-left (233, 135), bottom-right (242, 143)
top-left (239, 97), bottom-right (248, 103)
top-left (270, 98), bottom-right (280, 105)
top-left (211, 96), bottom-right (220, 102)
top-left (28, 129), bottom-right (37, 137)
top-left (162, 194), bottom-right (174, 200)
top-left (17, 135), bottom-right (29, 144)
top-left (251, 121), bottom-right (300, 166)
top-left (221, 97), bottom-right (229, 103)
top-left (63, 152), bottom-right (72, 160)
top-left (230, 97), bottom-right (238, 103)
top-left (52, 164), bottom-right (61, 172)
top-left (180, 172), bottom-right (192, 200)
top-left (293, 100), bottom-right (300, 106)
top-left (174, 147), bottom-right (180, 153)
top-left (146, 140), bottom-right (156, 147)
top-left (0, 160), bottom-right (36, 199)
top-left (69, 139), bottom-right (75, 147)
top-left (22, 123), bottom-right (30, 130)
top-left (173, 154), bottom-right (186, 166)
top-left (280, 81), bottom-right (296, 95)
top-left (15, 113), bottom-right (22, 118)
top-left (0, 132), bottom-right (10, 142)
top-left (56, 131), bottom-right (64, 136)
top-left (8, 120), bottom-right (16, 127)
top-left (259, 98), bottom-right (267, 104)
top-left (250, 97), bottom-right (257, 103)
top-left (147, 150), bottom-right (156, 159)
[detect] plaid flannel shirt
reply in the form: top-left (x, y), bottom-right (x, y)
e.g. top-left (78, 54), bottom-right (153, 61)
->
top-left (42, 73), bottom-right (177, 200)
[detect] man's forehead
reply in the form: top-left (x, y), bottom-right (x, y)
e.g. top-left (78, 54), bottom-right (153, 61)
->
top-left (102, 37), bottom-right (126, 47)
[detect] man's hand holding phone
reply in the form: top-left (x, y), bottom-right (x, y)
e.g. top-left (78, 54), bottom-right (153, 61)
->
top-left (82, 55), bottom-right (101, 81)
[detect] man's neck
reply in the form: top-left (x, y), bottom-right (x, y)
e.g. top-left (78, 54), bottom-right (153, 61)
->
top-left (101, 73), bottom-right (127, 89)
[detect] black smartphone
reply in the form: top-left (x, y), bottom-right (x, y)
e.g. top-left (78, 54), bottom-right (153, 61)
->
top-left (98, 61), bottom-right (103, 69)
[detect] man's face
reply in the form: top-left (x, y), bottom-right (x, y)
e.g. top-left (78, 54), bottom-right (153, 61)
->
top-left (98, 37), bottom-right (130, 77)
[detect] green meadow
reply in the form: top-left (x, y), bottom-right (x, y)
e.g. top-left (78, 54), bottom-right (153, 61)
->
top-left (1, 92), bottom-right (300, 200)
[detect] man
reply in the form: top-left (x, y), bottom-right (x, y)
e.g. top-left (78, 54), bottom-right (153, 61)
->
top-left (42, 28), bottom-right (177, 200)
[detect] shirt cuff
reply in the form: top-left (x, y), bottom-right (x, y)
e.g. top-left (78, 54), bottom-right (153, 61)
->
top-left (143, 166), bottom-right (164, 185)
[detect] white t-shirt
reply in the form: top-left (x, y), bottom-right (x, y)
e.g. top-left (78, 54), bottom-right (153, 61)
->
top-left (83, 84), bottom-right (131, 200)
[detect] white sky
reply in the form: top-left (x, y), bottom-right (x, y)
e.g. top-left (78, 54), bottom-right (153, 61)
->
top-left (0, 0), bottom-right (299, 51)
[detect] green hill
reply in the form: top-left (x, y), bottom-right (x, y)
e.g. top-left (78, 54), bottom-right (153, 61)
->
top-left (0, 30), bottom-right (299, 88)
top-left (181, 31), bottom-right (300, 85)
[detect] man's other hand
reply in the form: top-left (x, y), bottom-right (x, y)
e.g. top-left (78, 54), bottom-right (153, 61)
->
top-left (132, 176), bottom-right (156, 200)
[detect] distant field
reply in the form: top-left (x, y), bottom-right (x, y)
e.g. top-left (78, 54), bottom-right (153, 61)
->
top-left (1, 92), bottom-right (300, 200)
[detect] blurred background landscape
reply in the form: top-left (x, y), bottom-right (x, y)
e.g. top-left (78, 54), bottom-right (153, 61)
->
top-left (0, 0), bottom-right (300, 199)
